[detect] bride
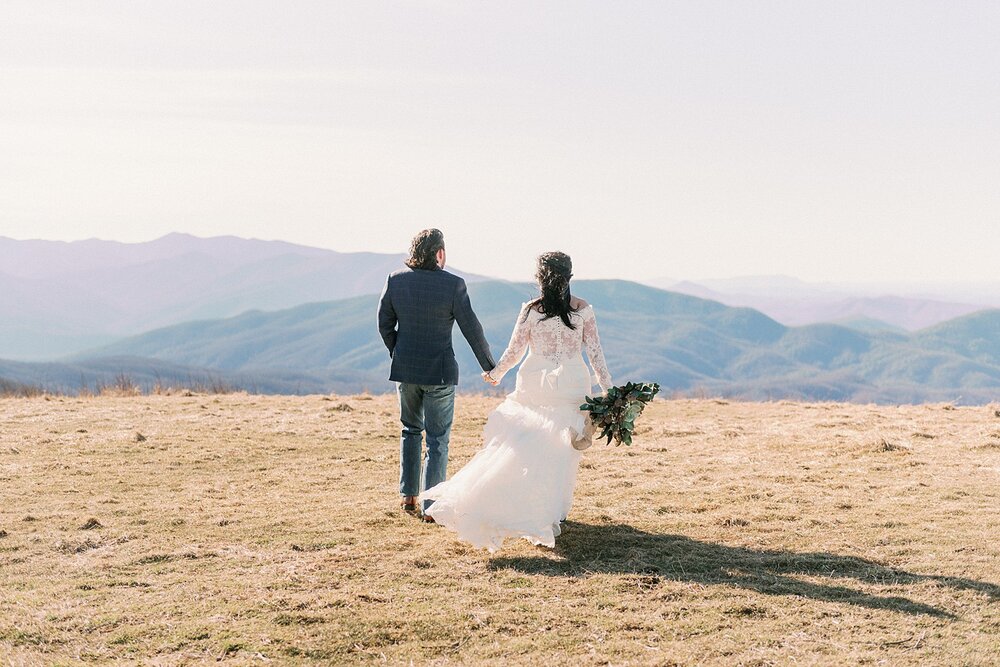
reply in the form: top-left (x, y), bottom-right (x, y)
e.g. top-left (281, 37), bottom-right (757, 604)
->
top-left (421, 251), bottom-right (613, 552)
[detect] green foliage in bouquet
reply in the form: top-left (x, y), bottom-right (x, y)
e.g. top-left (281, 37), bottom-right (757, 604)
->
top-left (580, 382), bottom-right (660, 446)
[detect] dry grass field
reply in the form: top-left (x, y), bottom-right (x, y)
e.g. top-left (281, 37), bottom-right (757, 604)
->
top-left (1, 392), bottom-right (999, 665)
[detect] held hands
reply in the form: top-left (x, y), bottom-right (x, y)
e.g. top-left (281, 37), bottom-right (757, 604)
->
top-left (482, 371), bottom-right (499, 386)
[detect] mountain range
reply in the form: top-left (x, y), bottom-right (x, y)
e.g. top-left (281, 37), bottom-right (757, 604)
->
top-left (0, 233), bottom-right (486, 360)
top-left (4, 234), bottom-right (991, 362)
top-left (3, 234), bottom-right (1000, 404)
top-left (2, 279), bottom-right (999, 404)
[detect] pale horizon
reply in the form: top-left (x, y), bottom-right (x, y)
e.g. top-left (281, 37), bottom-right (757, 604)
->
top-left (2, 2), bottom-right (998, 284)
top-left (5, 230), bottom-right (1000, 300)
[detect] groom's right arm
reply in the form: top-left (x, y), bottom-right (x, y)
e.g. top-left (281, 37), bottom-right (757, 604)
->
top-left (377, 276), bottom-right (397, 357)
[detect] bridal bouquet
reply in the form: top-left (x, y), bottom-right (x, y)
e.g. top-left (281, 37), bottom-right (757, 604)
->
top-left (580, 382), bottom-right (660, 446)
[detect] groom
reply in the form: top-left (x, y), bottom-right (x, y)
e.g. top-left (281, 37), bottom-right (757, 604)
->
top-left (377, 229), bottom-right (496, 520)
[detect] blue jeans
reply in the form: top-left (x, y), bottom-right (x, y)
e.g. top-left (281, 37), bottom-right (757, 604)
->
top-left (397, 383), bottom-right (455, 511)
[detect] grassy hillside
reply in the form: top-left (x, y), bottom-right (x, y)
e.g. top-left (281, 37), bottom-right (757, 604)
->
top-left (1, 394), bottom-right (998, 664)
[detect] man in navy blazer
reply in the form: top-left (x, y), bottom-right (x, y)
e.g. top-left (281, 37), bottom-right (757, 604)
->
top-left (377, 229), bottom-right (496, 518)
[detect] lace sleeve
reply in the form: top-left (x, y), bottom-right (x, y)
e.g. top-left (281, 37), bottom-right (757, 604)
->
top-left (582, 306), bottom-right (613, 392)
top-left (488, 303), bottom-right (532, 382)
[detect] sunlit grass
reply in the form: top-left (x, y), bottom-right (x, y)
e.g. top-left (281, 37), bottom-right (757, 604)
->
top-left (1, 394), bottom-right (998, 664)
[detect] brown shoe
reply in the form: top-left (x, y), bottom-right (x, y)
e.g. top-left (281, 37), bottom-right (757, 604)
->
top-left (422, 514), bottom-right (435, 524)
top-left (401, 496), bottom-right (418, 513)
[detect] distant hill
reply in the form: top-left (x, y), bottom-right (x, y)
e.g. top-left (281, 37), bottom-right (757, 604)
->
top-left (653, 276), bottom-right (987, 331)
top-left (912, 310), bottom-right (1000, 366)
top-left (829, 317), bottom-right (907, 335)
top-left (18, 279), bottom-right (996, 404)
top-left (0, 233), bottom-right (488, 360)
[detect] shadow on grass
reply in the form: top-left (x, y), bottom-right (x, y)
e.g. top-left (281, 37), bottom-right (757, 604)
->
top-left (489, 521), bottom-right (1000, 618)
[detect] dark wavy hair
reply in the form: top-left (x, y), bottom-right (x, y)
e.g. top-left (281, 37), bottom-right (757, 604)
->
top-left (525, 251), bottom-right (579, 329)
top-left (405, 228), bottom-right (445, 270)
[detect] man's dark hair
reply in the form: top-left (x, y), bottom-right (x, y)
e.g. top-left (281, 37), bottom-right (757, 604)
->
top-left (406, 228), bottom-right (445, 270)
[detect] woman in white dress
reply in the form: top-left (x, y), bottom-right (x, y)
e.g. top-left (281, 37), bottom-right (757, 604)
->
top-left (421, 252), bottom-right (613, 552)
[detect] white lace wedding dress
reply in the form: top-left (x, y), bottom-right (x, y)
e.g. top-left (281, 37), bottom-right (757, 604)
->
top-left (422, 302), bottom-right (613, 552)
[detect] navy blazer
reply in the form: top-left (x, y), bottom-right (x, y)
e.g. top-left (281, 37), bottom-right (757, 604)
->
top-left (377, 267), bottom-right (496, 386)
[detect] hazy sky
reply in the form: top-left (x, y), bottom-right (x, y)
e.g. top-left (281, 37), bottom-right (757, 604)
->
top-left (1, 1), bottom-right (998, 283)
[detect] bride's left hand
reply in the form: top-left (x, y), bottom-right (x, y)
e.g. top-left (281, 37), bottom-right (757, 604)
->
top-left (482, 371), bottom-right (499, 386)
